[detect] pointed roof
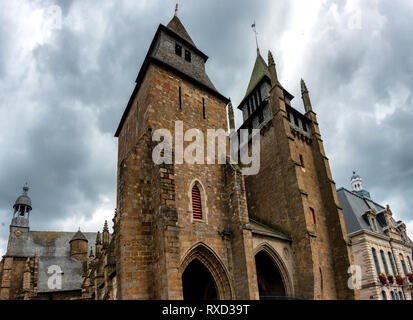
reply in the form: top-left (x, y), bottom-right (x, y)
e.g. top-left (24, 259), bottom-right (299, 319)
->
top-left (166, 15), bottom-right (196, 47)
top-left (69, 229), bottom-right (88, 243)
top-left (244, 53), bottom-right (271, 99)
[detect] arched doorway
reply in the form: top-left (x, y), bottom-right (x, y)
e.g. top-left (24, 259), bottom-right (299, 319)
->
top-left (180, 242), bottom-right (233, 300)
top-left (182, 259), bottom-right (218, 300)
top-left (255, 250), bottom-right (286, 299)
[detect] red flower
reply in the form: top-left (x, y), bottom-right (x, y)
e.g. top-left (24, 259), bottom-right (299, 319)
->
top-left (396, 275), bottom-right (404, 286)
top-left (379, 273), bottom-right (388, 285)
top-left (408, 273), bottom-right (413, 284)
top-left (387, 274), bottom-right (394, 284)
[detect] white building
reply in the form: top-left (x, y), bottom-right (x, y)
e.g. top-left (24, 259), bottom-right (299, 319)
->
top-left (338, 172), bottom-right (413, 300)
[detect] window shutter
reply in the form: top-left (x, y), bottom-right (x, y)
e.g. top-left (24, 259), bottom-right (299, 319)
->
top-left (192, 185), bottom-right (202, 220)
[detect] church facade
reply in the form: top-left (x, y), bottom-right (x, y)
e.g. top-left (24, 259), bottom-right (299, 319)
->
top-left (1, 9), bottom-right (357, 300)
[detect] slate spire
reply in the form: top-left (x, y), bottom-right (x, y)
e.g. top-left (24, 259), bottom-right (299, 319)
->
top-left (244, 52), bottom-right (271, 99)
top-left (166, 5), bottom-right (196, 47)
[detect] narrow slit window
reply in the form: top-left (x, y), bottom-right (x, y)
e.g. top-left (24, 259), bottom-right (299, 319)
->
top-left (258, 109), bottom-right (264, 124)
top-left (192, 185), bottom-right (202, 220)
top-left (254, 91), bottom-right (259, 108)
top-left (179, 86), bottom-right (182, 110)
top-left (302, 122), bottom-right (307, 132)
top-left (202, 98), bottom-right (206, 119)
top-left (185, 50), bottom-right (191, 62)
top-left (294, 116), bottom-right (299, 127)
top-left (175, 43), bottom-right (182, 56)
top-left (299, 154), bottom-right (305, 168)
top-left (310, 208), bottom-right (316, 224)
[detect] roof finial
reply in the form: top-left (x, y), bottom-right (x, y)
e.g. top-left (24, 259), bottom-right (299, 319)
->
top-left (251, 21), bottom-right (260, 55)
top-left (174, 3), bottom-right (178, 17)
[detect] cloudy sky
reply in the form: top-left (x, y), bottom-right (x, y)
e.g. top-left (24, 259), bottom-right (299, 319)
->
top-left (1, 0), bottom-right (413, 256)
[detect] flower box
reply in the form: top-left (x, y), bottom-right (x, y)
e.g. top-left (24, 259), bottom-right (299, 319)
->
top-left (408, 273), bottom-right (413, 284)
top-left (396, 275), bottom-right (403, 286)
top-left (387, 274), bottom-right (394, 284)
top-left (379, 273), bottom-right (388, 285)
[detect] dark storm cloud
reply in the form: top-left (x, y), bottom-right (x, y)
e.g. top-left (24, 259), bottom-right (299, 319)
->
top-left (1, 0), bottom-right (413, 254)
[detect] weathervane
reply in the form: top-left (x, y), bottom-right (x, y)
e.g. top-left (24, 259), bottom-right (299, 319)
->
top-left (251, 21), bottom-right (260, 55)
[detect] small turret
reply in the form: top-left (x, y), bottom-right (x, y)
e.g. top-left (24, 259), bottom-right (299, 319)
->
top-left (102, 220), bottom-right (110, 248)
top-left (267, 50), bottom-right (279, 86)
top-left (301, 79), bottom-right (313, 113)
top-left (69, 229), bottom-right (88, 261)
top-left (350, 171), bottom-right (371, 199)
top-left (227, 99), bottom-right (235, 133)
top-left (11, 183), bottom-right (32, 229)
top-left (95, 231), bottom-right (102, 255)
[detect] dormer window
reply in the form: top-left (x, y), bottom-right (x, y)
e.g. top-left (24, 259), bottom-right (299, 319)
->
top-left (365, 210), bottom-right (378, 232)
top-left (185, 50), bottom-right (191, 62)
top-left (368, 216), bottom-right (376, 231)
top-left (175, 43), bottom-right (182, 56)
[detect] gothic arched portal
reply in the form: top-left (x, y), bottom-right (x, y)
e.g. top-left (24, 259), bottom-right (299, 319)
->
top-left (182, 259), bottom-right (218, 300)
top-left (180, 243), bottom-right (233, 300)
top-left (255, 246), bottom-right (292, 300)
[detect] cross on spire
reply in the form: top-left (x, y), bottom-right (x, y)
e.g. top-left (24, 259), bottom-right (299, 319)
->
top-left (251, 21), bottom-right (260, 55)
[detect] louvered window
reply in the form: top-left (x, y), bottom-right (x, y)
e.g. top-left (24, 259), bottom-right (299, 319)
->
top-left (310, 208), bottom-right (316, 224)
top-left (192, 185), bottom-right (202, 220)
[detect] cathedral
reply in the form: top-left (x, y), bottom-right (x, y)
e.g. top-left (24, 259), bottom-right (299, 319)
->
top-left (0, 8), bottom-right (357, 300)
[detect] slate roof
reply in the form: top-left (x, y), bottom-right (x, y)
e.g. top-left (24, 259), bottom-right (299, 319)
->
top-left (114, 14), bottom-right (229, 137)
top-left (249, 218), bottom-right (292, 242)
top-left (337, 188), bottom-right (412, 243)
top-left (244, 53), bottom-right (271, 100)
top-left (70, 230), bottom-right (88, 242)
top-left (166, 15), bottom-right (195, 47)
top-left (7, 230), bottom-right (97, 293)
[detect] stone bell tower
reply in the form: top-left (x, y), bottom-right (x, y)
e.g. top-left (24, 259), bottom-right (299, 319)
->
top-left (237, 50), bottom-right (357, 300)
top-left (0, 184), bottom-right (33, 300)
top-left (111, 6), bottom-right (258, 300)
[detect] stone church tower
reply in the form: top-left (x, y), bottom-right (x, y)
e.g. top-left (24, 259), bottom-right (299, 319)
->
top-left (111, 7), bottom-right (357, 300)
top-left (237, 50), bottom-right (357, 299)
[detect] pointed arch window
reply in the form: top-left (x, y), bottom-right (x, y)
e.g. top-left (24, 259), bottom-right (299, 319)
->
top-left (192, 185), bottom-right (203, 220)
